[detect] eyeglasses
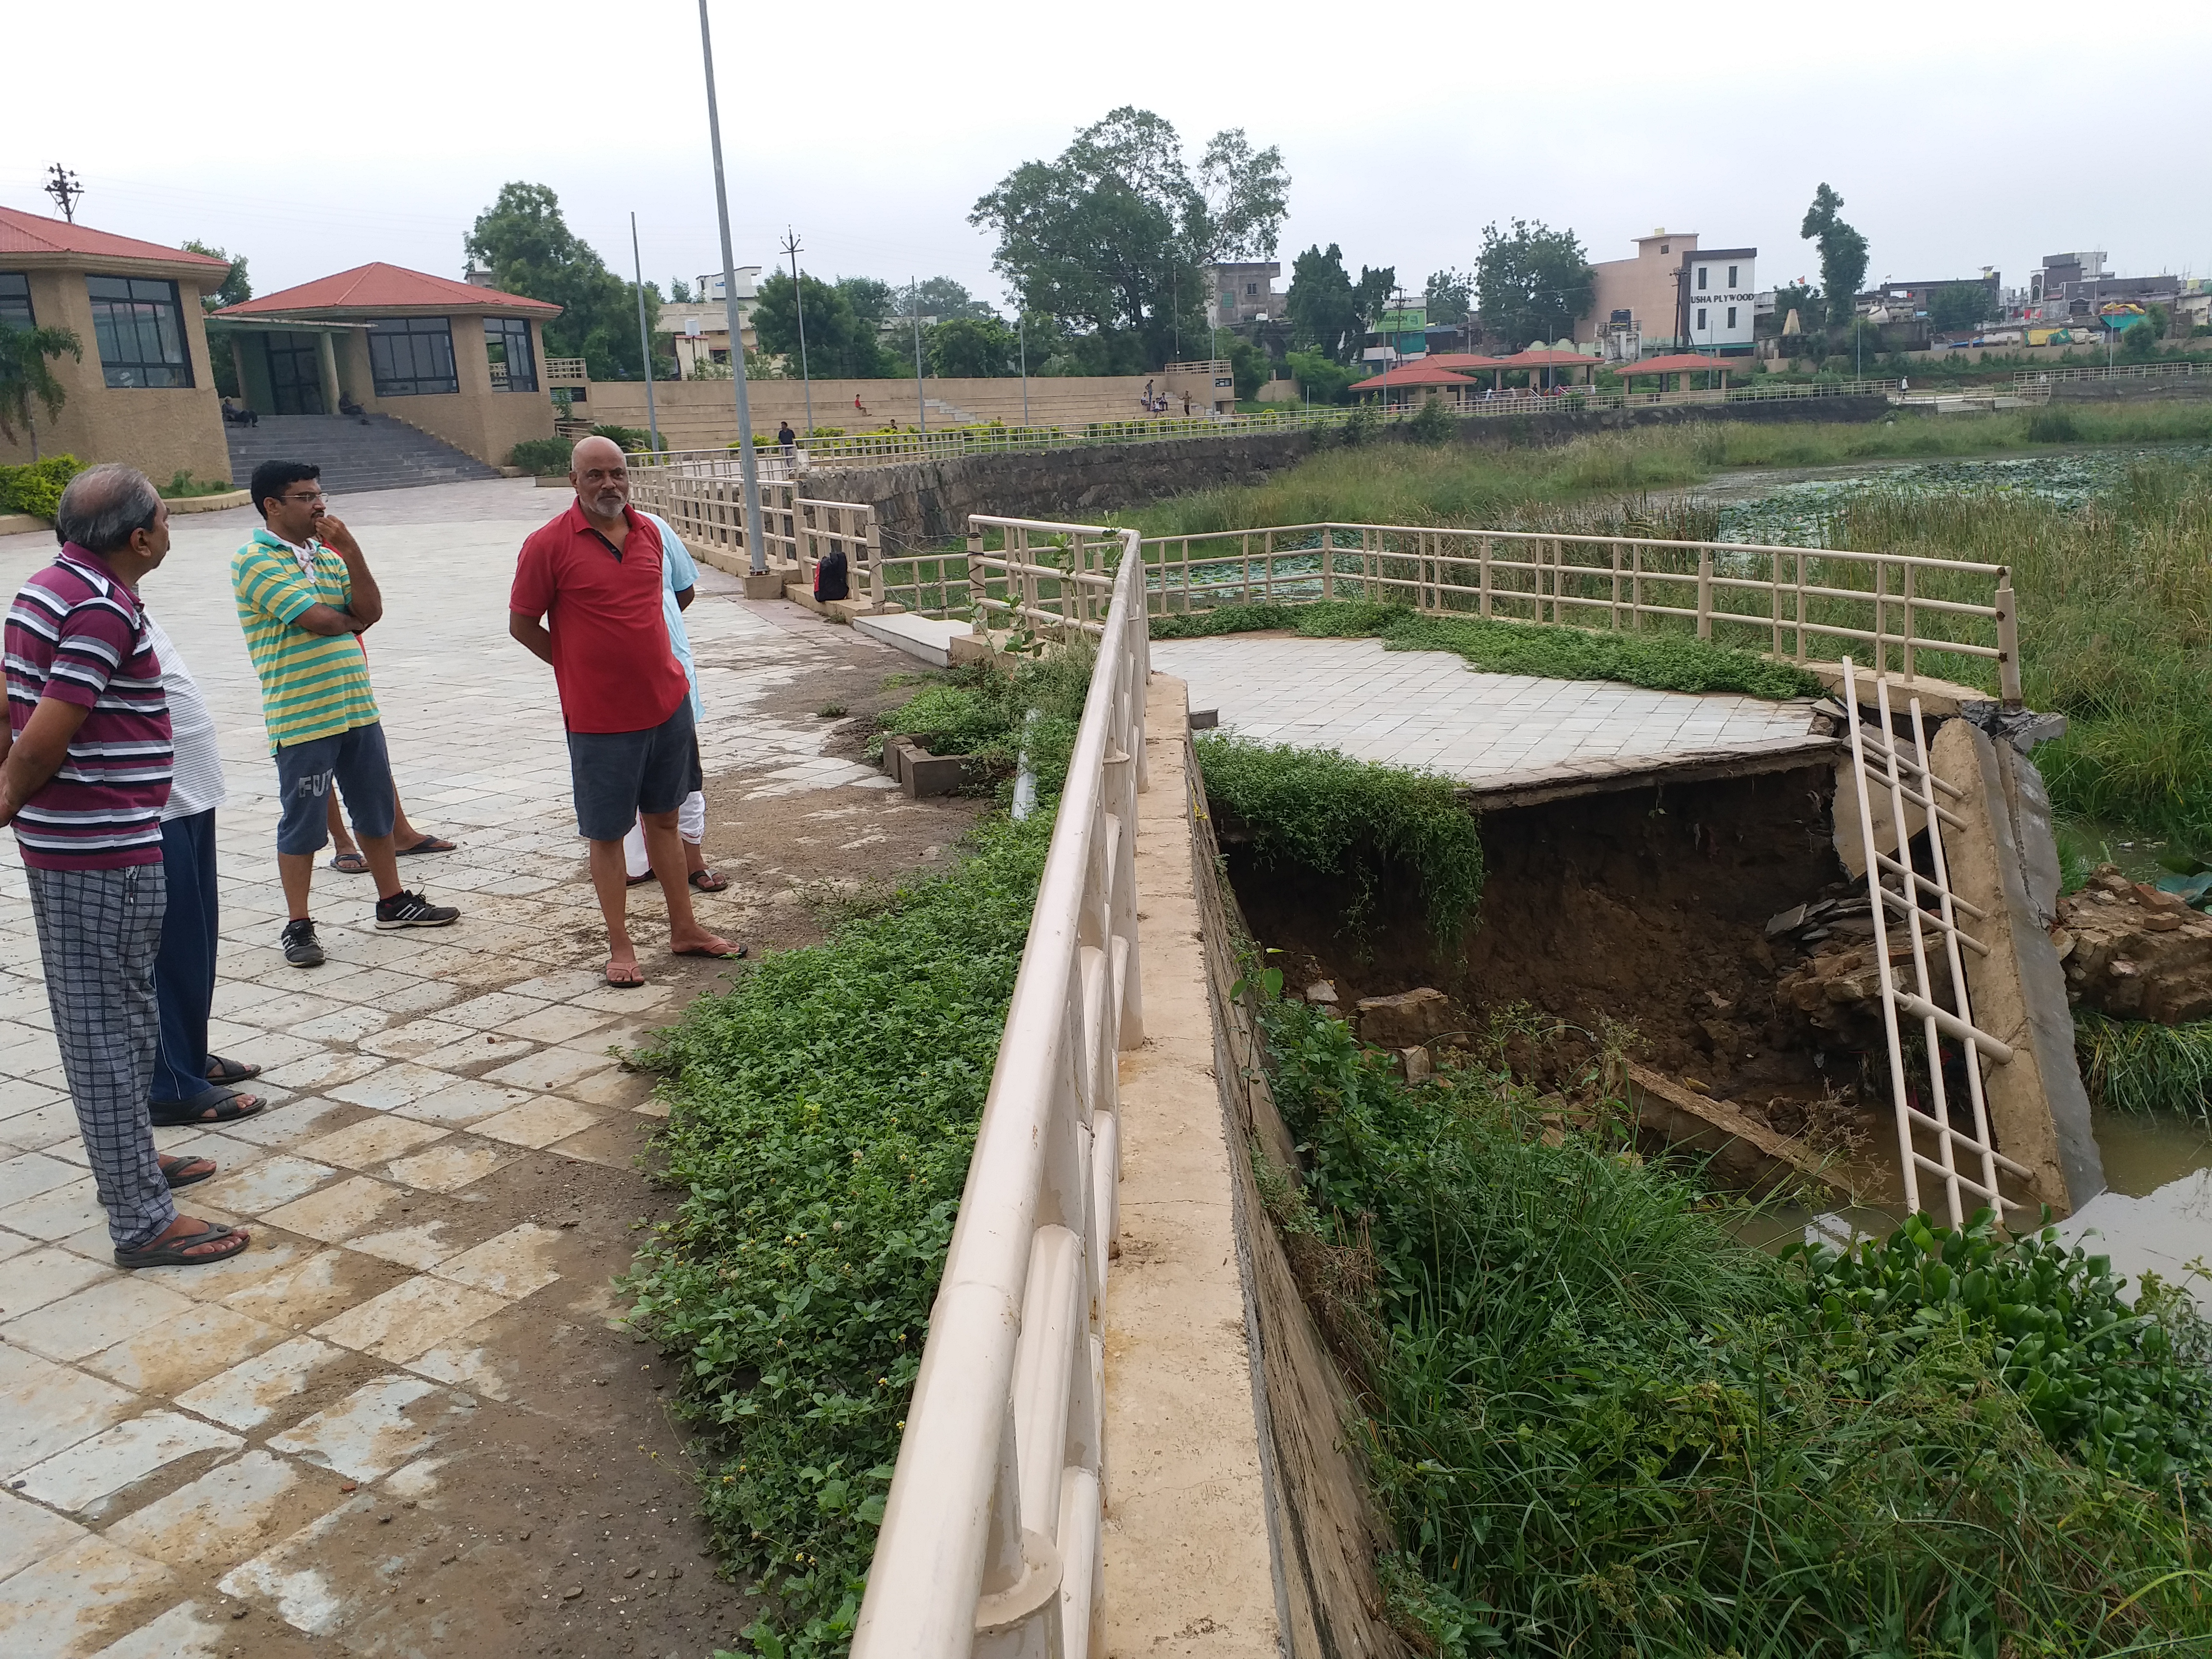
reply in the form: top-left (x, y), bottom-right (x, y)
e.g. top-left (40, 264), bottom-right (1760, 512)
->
top-left (281, 490), bottom-right (326, 504)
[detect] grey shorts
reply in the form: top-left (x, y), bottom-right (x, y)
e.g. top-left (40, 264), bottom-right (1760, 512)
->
top-left (566, 699), bottom-right (700, 842)
top-left (274, 721), bottom-right (395, 855)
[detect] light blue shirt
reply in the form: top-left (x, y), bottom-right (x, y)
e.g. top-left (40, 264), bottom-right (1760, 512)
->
top-left (642, 512), bottom-right (702, 721)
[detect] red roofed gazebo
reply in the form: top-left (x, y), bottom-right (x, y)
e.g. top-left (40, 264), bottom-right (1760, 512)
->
top-left (212, 262), bottom-right (562, 463)
top-left (1347, 361), bottom-right (1492, 403)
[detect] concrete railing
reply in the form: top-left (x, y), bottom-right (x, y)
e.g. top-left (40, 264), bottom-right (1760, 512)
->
top-left (852, 519), bottom-right (1148, 1659)
top-left (1130, 522), bottom-right (2022, 703)
top-left (2011, 360), bottom-right (2202, 387)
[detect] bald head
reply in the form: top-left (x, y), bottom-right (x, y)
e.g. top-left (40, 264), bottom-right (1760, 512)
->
top-left (55, 464), bottom-right (166, 560)
top-left (569, 436), bottom-right (631, 528)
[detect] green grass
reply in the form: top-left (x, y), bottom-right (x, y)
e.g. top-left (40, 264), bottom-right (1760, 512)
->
top-left (1254, 995), bottom-right (2212, 1657)
top-left (2076, 1009), bottom-right (2212, 1121)
top-left (1193, 735), bottom-right (1485, 946)
top-left (871, 645), bottom-right (1096, 794)
top-left (1154, 599), bottom-right (1825, 701)
top-left (624, 814), bottom-right (1052, 1657)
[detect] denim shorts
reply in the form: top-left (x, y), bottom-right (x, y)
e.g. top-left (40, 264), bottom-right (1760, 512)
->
top-left (566, 699), bottom-right (699, 842)
top-left (273, 721), bottom-right (395, 855)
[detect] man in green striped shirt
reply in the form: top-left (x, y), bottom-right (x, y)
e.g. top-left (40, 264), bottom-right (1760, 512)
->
top-left (232, 461), bottom-right (458, 967)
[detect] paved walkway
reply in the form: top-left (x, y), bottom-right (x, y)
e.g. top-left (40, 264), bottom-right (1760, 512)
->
top-left (1152, 634), bottom-right (1831, 793)
top-left (0, 480), bottom-right (895, 1657)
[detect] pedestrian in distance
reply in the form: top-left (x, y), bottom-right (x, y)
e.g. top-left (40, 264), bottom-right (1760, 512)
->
top-left (777, 419), bottom-right (796, 458)
top-left (0, 465), bottom-right (249, 1266)
top-left (231, 461), bottom-right (459, 967)
top-left (509, 436), bottom-right (743, 987)
top-left (142, 602), bottom-right (267, 1128)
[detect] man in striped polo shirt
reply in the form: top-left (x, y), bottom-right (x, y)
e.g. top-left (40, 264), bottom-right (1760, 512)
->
top-left (0, 465), bottom-right (248, 1268)
top-left (232, 461), bottom-right (457, 967)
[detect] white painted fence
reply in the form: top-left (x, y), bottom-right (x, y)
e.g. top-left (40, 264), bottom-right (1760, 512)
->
top-left (852, 521), bottom-right (1149, 1659)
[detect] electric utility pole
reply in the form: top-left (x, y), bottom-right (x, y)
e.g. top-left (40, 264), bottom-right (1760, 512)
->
top-left (1018, 310), bottom-right (1029, 426)
top-left (911, 276), bottom-right (926, 433)
top-left (695, 0), bottom-right (767, 576)
top-left (780, 227), bottom-right (812, 439)
top-left (44, 164), bottom-right (83, 224)
top-left (630, 213), bottom-right (659, 453)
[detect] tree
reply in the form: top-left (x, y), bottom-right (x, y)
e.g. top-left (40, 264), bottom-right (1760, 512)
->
top-left (1800, 184), bottom-right (1869, 328)
top-left (1223, 336), bottom-right (1270, 399)
top-left (1424, 267), bottom-right (1473, 325)
top-left (928, 316), bottom-right (1017, 378)
top-left (1285, 348), bottom-right (1359, 404)
top-left (1351, 264), bottom-right (1398, 346)
top-left (464, 182), bottom-right (668, 380)
top-left (669, 276), bottom-right (693, 302)
top-left (1773, 279), bottom-right (1822, 334)
top-left (972, 106), bottom-right (1288, 373)
top-left (1286, 244), bottom-right (1359, 361)
top-left (0, 323), bottom-right (83, 461)
top-left (898, 277), bottom-right (998, 323)
top-left (1927, 283), bottom-right (1992, 334)
top-left (1475, 220), bottom-right (1594, 350)
top-left (183, 240), bottom-right (251, 312)
top-left (2121, 317), bottom-right (2161, 361)
top-left (753, 270), bottom-right (888, 379)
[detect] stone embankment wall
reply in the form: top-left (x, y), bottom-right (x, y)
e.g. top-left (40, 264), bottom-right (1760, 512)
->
top-left (816, 395), bottom-right (1894, 551)
top-left (2052, 375), bottom-right (2212, 404)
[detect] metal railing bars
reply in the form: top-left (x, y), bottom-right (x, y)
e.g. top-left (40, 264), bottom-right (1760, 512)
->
top-left (852, 521), bottom-right (1149, 1659)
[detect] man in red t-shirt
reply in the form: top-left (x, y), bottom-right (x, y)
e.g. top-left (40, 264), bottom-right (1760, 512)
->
top-left (509, 436), bottom-right (739, 986)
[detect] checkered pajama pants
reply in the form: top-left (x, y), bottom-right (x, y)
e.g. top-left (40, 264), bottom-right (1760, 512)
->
top-left (26, 864), bottom-right (177, 1250)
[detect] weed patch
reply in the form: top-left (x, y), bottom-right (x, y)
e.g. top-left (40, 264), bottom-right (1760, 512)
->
top-left (1253, 995), bottom-right (2212, 1655)
top-left (1194, 736), bottom-right (1484, 947)
top-left (625, 815), bottom-right (1051, 1656)
top-left (2076, 1009), bottom-right (2212, 1121)
top-left (871, 645), bottom-right (1094, 796)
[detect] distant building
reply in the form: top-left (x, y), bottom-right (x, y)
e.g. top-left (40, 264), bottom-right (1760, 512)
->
top-left (660, 266), bottom-right (761, 375)
top-left (1208, 262), bottom-right (1281, 328)
top-left (0, 205), bottom-right (231, 485)
top-left (1360, 304), bottom-right (1429, 367)
top-left (2029, 252), bottom-right (2176, 319)
top-left (1873, 272), bottom-right (2002, 320)
top-left (1578, 231), bottom-right (1756, 356)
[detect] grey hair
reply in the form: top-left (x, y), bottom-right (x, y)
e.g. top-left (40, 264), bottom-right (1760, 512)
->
top-left (54, 464), bottom-right (163, 554)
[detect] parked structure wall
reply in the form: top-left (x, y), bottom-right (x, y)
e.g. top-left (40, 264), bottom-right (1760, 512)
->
top-left (330, 317), bottom-right (555, 465)
top-left (0, 266), bottom-right (230, 485)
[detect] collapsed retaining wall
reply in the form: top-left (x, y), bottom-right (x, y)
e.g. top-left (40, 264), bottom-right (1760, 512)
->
top-left (810, 395), bottom-right (1896, 552)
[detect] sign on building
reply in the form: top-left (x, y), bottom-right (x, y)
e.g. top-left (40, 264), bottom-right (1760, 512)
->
top-left (1684, 251), bottom-right (1756, 353)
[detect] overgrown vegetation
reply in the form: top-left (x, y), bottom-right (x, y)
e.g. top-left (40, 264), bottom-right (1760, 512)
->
top-left (626, 814), bottom-right (1053, 1658)
top-left (1194, 735), bottom-right (1484, 945)
top-left (870, 643), bottom-right (1096, 795)
top-left (2076, 1009), bottom-right (2212, 1121)
top-left (508, 436), bottom-right (574, 474)
top-left (1154, 599), bottom-right (1824, 700)
top-left (1254, 995), bottom-right (2212, 1656)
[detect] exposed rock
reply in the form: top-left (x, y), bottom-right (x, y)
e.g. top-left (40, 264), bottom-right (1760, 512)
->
top-left (1302, 979), bottom-right (1339, 1005)
top-left (1775, 936), bottom-right (1956, 1050)
top-left (2056, 869), bottom-right (2212, 1022)
top-left (1353, 987), bottom-right (1454, 1048)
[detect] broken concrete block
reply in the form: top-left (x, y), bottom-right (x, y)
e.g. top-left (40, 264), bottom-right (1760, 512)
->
top-left (1766, 903), bottom-right (1808, 938)
top-left (905, 753), bottom-right (974, 798)
top-left (1302, 980), bottom-right (1338, 1005)
top-left (1354, 987), bottom-right (1453, 1048)
top-left (1400, 1046), bottom-right (1432, 1083)
top-left (1188, 709), bottom-right (1220, 731)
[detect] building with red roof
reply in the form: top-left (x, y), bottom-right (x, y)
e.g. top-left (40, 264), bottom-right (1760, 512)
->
top-left (212, 263), bottom-right (561, 466)
top-left (0, 205), bottom-right (232, 486)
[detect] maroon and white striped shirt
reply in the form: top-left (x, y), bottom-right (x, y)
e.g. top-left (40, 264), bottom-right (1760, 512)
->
top-left (4, 545), bottom-right (172, 871)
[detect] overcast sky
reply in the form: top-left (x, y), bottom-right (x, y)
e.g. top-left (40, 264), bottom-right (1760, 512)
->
top-left (7, 0), bottom-right (2209, 314)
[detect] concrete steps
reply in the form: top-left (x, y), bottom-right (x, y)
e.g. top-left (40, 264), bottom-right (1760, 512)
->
top-left (223, 414), bottom-right (503, 496)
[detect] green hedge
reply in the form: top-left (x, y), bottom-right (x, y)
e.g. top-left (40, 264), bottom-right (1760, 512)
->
top-left (0, 454), bottom-right (83, 519)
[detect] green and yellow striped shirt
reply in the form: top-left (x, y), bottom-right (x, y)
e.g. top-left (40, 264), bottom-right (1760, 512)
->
top-left (230, 530), bottom-right (380, 751)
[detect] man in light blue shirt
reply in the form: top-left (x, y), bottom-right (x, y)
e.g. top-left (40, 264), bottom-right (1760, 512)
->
top-left (622, 513), bottom-right (726, 890)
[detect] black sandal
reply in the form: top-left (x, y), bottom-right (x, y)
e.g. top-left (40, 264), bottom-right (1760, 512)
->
top-left (205, 1054), bottom-right (261, 1085)
top-left (689, 868), bottom-right (728, 892)
top-left (161, 1154), bottom-right (217, 1190)
top-left (149, 1088), bottom-right (266, 1128)
top-left (115, 1220), bottom-right (249, 1270)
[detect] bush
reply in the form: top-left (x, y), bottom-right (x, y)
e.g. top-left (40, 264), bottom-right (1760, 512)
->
top-left (0, 454), bottom-right (83, 519)
top-left (1406, 397), bottom-right (1455, 446)
top-left (508, 437), bottom-right (573, 475)
top-left (589, 422), bottom-right (656, 452)
top-left (2025, 406), bottom-right (2079, 443)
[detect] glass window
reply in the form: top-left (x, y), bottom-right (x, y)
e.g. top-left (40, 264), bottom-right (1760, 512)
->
top-left (1696, 307), bottom-right (1708, 331)
top-left (367, 317), bottom-right (457, 396)
top-left (1697, 266), bottom-right (1708, 290)
top-left (0, 273), bottom-right (32, 331)
top-left (86, 275), bottom-right (194, 388)
top-left (484, 317), bottom-right (537, 392)
top-left (1727, 306), bottom-right (1738, 330)
top-left (1728, 264), bottom-right (1739, 287)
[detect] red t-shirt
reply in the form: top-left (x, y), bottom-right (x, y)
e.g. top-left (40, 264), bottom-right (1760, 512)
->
top-left (511, 503), bottom-right (690, 734)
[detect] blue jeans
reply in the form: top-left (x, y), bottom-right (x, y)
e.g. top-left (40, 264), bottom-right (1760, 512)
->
top-left (151, 808), bottom-right (222, 1111)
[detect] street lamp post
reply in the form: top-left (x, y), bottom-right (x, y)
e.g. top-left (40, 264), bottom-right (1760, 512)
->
top-left (696, 0), bottom-right (768, 577)
top-left (629, 213), bottom-right (658, 454)
top-left (781, 227), bottom-right (812, 440)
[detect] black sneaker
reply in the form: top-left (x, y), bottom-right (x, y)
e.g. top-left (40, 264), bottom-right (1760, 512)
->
top-left (281, 918), bottom-right (325, 967)
top-left (375, 889), bottom-right (460, 930)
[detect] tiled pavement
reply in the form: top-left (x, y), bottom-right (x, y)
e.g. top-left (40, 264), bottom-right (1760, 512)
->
top-left (0, 480), bottom-right (899, 1656)
top-left (1153, 633), bottom-right (1832, 791)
